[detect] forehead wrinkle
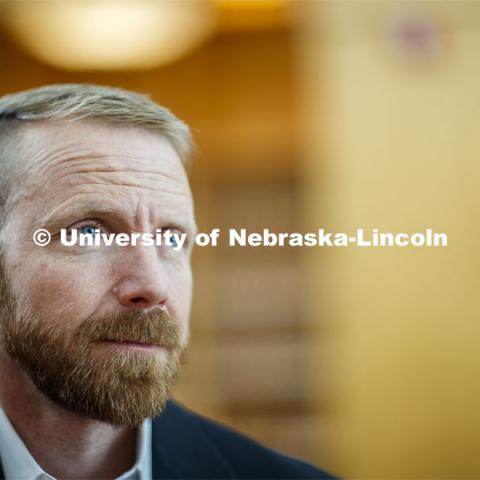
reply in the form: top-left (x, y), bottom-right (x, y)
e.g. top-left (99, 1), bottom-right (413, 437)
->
top-left (6, 153), bottom-right (107, 214)
top-left (15, 119), bottom-right (187, 174)
top-left (40, 178), bottom-right (192, 215)
top-left (9, 167), bottom-right (192, 232)
top-left (44, 151), bottom-right (185, 177)
top-left (15, 148), bottom-right (191, 213)
top-left (58, 181), bottom-right (191, 212)
top-left (26, 152), bottom-right (183, 187)
top-left (66, 181), bottom-right (190, 198)
top-left (18, 135), bottom-right (102, 181)
top-left (44, 137), bottom-right (184, 174)
top-left (17, 127), bottom-right (187, 190)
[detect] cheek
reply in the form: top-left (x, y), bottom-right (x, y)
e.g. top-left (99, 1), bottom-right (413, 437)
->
top-left (12, 259), bottom-right (104, 328)
top-left (166, 263), bottom-right (192, 332)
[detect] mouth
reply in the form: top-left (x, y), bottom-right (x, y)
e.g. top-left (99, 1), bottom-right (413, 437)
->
top-left (99, 339), bottom-right (162, 350)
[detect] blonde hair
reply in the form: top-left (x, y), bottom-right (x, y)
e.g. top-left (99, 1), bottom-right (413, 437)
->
top-left (0, 83), bottom-right (194, 225)
top-left (0, 83), bottom-right (193, 165)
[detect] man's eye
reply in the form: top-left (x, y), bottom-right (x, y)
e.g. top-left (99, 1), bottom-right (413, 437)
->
top-left (163, 232), bottom-right (177, 248)
top-left (169, 233), bottom-right (179, 248)
top-left (77, 225), bottom-right (99, 236)
top-left (163, 229), bottom-right (184, 249)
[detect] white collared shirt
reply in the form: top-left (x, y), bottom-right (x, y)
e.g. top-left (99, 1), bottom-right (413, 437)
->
top-left (0, 407), bottom-right (152, 480)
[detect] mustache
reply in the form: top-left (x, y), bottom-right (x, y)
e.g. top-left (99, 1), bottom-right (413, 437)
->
top-left (75, 309), bottom-right (181, 349)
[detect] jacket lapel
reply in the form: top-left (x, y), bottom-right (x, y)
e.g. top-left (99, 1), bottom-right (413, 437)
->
top-left (151, 401), bottom-right (234, 479)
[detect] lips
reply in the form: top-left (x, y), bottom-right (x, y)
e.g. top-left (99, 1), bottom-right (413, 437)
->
top-left (100, 339), bottom-right (160, 348)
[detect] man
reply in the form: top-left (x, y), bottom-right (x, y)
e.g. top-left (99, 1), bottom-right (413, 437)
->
top-left (0, 84), bottom-right (334, 479)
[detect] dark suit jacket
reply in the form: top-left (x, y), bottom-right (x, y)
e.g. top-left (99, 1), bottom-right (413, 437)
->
top-left (0, 400), bottom-right (336, 479)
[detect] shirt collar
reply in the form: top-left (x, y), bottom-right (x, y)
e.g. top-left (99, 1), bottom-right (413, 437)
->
top-left (0, 406), bottom-right (151, 480)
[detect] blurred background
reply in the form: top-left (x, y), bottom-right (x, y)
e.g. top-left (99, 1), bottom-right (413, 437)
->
top-left (1, 0), bottom-right (479, 478)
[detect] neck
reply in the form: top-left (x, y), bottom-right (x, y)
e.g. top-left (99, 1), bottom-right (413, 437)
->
top-left (0, 351), bottom-right (137, 479)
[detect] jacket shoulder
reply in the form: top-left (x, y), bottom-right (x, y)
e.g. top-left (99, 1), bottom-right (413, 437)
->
top-left (153, 401), bottom-right (336, 479)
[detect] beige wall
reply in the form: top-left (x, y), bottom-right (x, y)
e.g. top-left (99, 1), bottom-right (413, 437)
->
top-left (299, 1), bottom-right (480, 477)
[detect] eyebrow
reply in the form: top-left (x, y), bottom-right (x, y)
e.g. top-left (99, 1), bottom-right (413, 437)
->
top-left (38, 201), bottom-right (198, 236)
top-left (38, 203), bottom-right (119, 233)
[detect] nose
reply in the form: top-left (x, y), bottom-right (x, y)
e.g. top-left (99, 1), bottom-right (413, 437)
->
top-left (112, 245), bottom-right (168, 309)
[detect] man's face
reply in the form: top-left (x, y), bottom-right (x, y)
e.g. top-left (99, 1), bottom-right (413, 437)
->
top-left (0, 120), bottom-right (196, 426)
